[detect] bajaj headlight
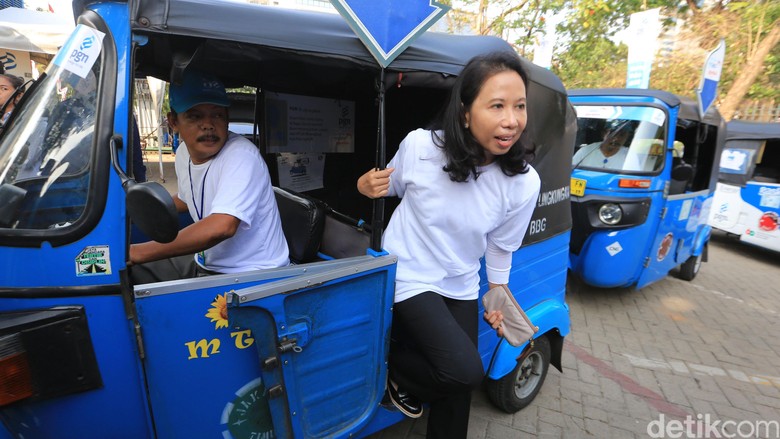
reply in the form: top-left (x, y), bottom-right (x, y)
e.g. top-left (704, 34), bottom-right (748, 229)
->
top-left (598, 203), bottom-right (623, 225)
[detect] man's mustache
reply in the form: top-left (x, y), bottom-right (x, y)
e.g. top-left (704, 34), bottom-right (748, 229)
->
top-left (197, 134), bottom-right (221, 143)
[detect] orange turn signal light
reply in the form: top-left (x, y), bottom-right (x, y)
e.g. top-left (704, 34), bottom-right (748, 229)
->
top-left (618, 179), bottom-right (651, 189)
top-left (0, 335), bottom-right (34, 407)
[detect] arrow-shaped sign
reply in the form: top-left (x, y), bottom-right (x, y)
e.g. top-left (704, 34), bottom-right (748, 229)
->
top-left (330, 0), bottom-right (450, 67)
top-left (697, 39), bottom-right (726, 118)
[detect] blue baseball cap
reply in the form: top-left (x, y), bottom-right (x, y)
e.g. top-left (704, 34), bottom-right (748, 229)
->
top-left (169, 70), bottom-right (230, 113)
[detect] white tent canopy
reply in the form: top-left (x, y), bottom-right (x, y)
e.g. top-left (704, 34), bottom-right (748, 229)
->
top-left (0, 7), bottom-right (73, 55)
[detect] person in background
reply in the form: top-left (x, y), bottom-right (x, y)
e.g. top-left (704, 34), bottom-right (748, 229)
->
top-left (132, 117), bottom-right (147, 182)
top-left (0, 73), bottom-right (24, 127)
top-left (357, 51), bottom-right (540, 439)
top-left (129, 69), bottom-right (289, 282)
top-left (572, 120), bottom-right (632, 169)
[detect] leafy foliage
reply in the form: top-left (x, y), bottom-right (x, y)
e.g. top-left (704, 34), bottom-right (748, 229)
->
top-left (443, 0), bottom-right (779, 111)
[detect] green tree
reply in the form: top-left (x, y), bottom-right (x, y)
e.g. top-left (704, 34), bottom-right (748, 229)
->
top-left (441, 0), bottom-right (779, 118)
top-left (650, 1), bottom-right (780, 119)
top-left (441, 0), bottom-right (566, 56)
top-left (710, 1), bottom-right (780, 119)
top-left (552, 0), bottom-right (684, 89)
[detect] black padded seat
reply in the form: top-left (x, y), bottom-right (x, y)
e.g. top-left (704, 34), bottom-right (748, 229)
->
top-left (273, 187), bottom-right (325, 263)
top-left (320, 211), bottom-right (371, 259)
top-left (669, 161), bottom-right (693, 195)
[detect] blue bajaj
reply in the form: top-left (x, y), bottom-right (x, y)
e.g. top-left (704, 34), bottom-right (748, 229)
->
top-left (568, 89), bottom-right (725, 289)
top-left (0, 0), bottom-right (574, 437)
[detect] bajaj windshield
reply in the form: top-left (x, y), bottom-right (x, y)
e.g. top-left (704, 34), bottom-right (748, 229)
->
top-left (0, 35), bottom-right (102, 231)
top-left (572, 105), bottom-right (667, 174)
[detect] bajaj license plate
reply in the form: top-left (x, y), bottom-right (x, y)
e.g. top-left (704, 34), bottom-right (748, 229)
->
top-left (570, 178), bottom-right (586, 197)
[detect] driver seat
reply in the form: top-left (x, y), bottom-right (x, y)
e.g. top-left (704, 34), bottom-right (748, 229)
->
top-left (669, 159), bottom-right (693, 195)
top-left (273, 187), bottom-right (325, 264)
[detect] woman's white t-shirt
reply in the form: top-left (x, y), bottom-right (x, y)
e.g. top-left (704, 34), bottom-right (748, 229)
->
top-left (384, 129), bottom-right (540, 303)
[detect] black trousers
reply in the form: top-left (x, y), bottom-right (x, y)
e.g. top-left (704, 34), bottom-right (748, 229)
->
top-left (390, 292), bottom-right (484, 439)
top-left (129, 254), bottom-right (219, 284)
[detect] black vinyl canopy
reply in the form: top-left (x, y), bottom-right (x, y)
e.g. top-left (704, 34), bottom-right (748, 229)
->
top-left (726, 120), bottom-right (780, 141)
top-left (76, 0), bottom-right (576, 245)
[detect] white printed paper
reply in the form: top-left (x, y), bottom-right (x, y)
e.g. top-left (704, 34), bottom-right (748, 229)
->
top-left (53, 24), bottom-right (105, 78)
top-left (277, 152), bottom-right (325, 192)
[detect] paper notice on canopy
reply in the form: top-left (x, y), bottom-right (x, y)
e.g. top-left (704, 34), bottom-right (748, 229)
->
top-left (53, 24), bottom-right (105, 79)
top-left (277, 152), bottom-right (326, 192)
top-left (265, 92), bottom-right (355, 154)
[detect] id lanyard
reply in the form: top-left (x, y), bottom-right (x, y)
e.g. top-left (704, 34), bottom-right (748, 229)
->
top-left (189, 160), bottom-right (212, 265)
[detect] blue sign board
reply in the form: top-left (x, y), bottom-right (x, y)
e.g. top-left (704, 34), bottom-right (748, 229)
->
top-left (330, 0), bottom-right (450, 67)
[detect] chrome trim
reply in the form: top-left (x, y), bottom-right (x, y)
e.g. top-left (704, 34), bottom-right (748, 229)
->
top-left (134, 255), bottom-right (389, 298)
top-left (228, 254), bottom-right (397, 305)
top-left (666, 189), bottom-right (710, 201)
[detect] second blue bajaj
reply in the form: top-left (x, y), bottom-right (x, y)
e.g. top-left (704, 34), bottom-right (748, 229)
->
top-left (0, 0), bottom-right (575, 437)
top-left (568, 89), bottom-right (725, 289)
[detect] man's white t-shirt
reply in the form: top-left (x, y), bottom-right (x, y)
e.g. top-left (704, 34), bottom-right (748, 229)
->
top-left (572, 142), bottom-right (629, 169)
top-left (383, 129), bottom-right (540, 303)
top-left (175, 133), bottom-right (289, 273)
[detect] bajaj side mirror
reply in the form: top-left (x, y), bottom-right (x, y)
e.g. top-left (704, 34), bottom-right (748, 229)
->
top-left (0, 183), bottom-right (27, 228)
top-left (110, 135), bottom-right (179, 243)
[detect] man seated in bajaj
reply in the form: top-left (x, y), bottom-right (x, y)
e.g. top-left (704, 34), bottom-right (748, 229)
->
top-left (129, 69), bottom-right (289, 283)
top-left (572, 120), bottom-right (633, 169)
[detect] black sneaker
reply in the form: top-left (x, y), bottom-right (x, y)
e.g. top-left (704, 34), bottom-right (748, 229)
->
top-left (386, 378), bottom-right (423, 419)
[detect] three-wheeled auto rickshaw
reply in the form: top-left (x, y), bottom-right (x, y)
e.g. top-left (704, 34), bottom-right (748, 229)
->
top-left (709, 120), bottom-right (780, 252)
top-left (568, 89), bottom-right (725, 289)
top-left (0, 0), bottom-right (575, 437)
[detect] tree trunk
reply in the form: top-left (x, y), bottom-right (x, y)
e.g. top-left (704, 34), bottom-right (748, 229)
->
top-left (718, 20), bottom-right (780, 120)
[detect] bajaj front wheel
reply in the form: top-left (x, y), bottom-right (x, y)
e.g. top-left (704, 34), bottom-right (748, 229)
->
top-left (486, 335), bottom-right (550, 413)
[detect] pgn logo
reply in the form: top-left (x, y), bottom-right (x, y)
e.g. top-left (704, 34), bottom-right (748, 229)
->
top-left (79, 36), bottom-right (95, 51)
top-left (338, 105), bottom-right (351, 128)
top-left (69, 49), bottom-right (90, 64)
top-left (718, 202), bottom-right (728, 213)
top-left (0, 52), bottom-right (17, 71)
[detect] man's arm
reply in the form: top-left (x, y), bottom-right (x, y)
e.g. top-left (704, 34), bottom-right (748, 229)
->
top-left (172, 194), bottom-right (189, 213)
top-left (129, 213), bottom-right (240, 265)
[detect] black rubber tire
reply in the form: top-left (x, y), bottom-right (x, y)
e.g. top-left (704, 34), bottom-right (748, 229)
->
top-left (678, 252), bottom-right (702, 281)
top-left (486, 335), bottom-right (551, 413)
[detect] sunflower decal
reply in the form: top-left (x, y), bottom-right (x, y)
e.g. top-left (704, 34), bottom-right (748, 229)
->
top-left (205, 292), bottom-right (231, 330)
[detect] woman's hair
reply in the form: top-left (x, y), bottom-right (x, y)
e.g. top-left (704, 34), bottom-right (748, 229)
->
top-left (0, 74), bottom-right (25, 91)
top-left (0, 73), bottom-right (25, 109)
top-left (429, 51), bottom-right (535, 182)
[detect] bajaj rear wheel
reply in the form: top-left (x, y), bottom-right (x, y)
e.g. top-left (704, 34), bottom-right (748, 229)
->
top-left (486, 335), bottom-right (550, 413)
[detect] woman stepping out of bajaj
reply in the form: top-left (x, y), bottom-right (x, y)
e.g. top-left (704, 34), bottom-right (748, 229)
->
top-left (357, 51), bottom-right (541, 439)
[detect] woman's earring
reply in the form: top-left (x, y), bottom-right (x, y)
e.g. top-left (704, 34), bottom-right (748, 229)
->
top-left (464, 122), bottom-right (469, 129)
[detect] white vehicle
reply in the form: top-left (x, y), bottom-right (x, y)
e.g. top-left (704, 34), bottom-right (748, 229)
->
top-left (709, 120), bottom-right (780, 252)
